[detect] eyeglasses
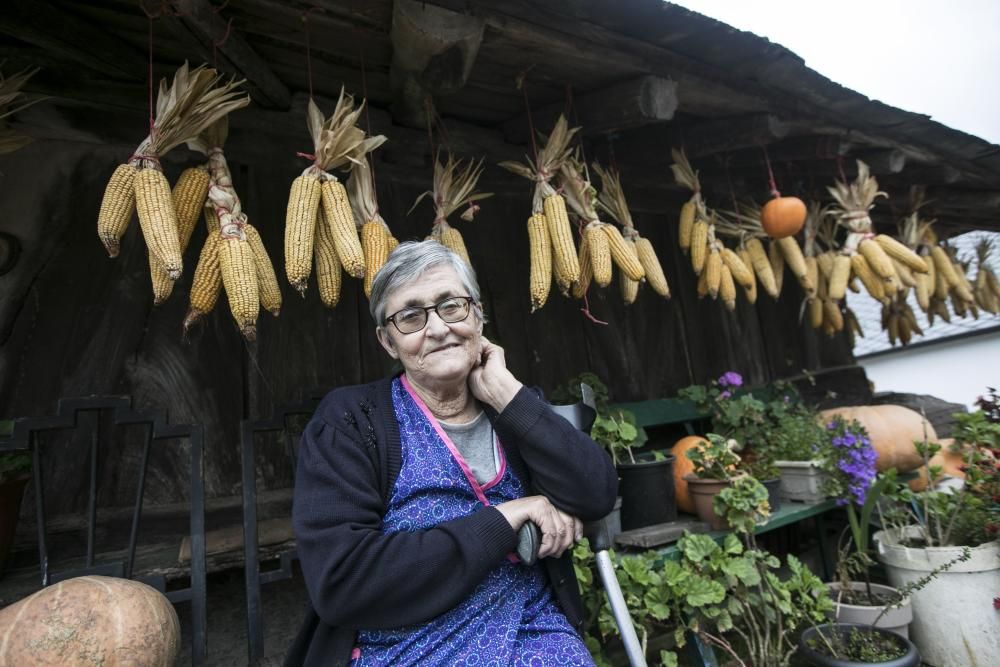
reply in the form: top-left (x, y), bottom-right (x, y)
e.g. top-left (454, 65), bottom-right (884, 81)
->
top-left (384, 296), bottom-right (476, 334)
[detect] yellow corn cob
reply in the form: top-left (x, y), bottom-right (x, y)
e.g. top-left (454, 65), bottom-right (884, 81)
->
top-left (696, 260), bottom-right (709, 298)
top-left (204, 205), bottom-right (220, 233)
top-left (635, 237), bottom-right (670, 298)
top-left (245, 223), bottom-right (282, 316)
top-left (892, 259), bottom-right (916, 288)
top-left (218, 235), bottom-right (259, 340)
top-left (387, 235), bottom-right (399, 254)
top-left (543, 194), bottom-right (580, 287)
top-left (135, 168), bottom-right (183, 279)
top-left (527, 213), bottom-right (552, 312)
top-left (737, 248), bottom-right (757, 304)
top-left (183, 230), bottom-right (223, 331)
top-left (321, 179), bottom-right (365, 279)
top-left (805, 256), bottom-right (819, 299)
top-left (934, 268), bottom-right (949, 300)
top-left (284, 173), bottom-right (322, 292)
top-left (149, 252), bottom-right (174, 305)
top-left (777, 236), bottom-right (811, 293)
top-left (571, 225), bottom-right (592, 299)
top-left (816, 252), bottom-right (834, 282)
top-left (827, 254), bottom-right (852, 301)
top-left (705, 247), bottom-right (722, 298)
top-left (915, 273), bottom-right (931, 311)
top-left (603, 225), bottom-right (645, 281)
top-left (858, 238), bottom-right (894, 280)
top-left (620, 237), bottom-right (640, 305)
top-left (816, 261), bottom-right (828, 300)
top-left (362, 221), bottom-right (391, 298)
top-left (768, 240), bottom-right (785, 295)
top-left (172, 167), bottom-right (210, 252)
top-left (97, 163), bottom-right (138, 258)
top-left (721, 247), bottom-right (753, 290)
top-left (719, 263), bottom-right (736, 311)
top-left (588, 225), bottom-right (612, 287)
top-left (809, 296), bottom-right (823, 328)
top-left (875, 234), bottom-right (928, 273)
top-left (678, 198), bottom-right (696, 254)
top-left (825, 299), bottom-right (844, 332)
top-left (851, 253), bottom-right (885, 303)
top-left (745, 238), bottom-right (777, 298)
top-left (314, 207), bottom-right (343, 308)
top-left (440, 225), bottom-right (471, 265)
top-left (953, 262), bottom-right (976, 303)
top-left (690, 220), bottom-right (709, 274)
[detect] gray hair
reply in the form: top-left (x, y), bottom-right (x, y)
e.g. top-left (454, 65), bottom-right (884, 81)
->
top-left (369, 240), bottom-right (482, 325)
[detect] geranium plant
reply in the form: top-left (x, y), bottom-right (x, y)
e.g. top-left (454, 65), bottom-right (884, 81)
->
top-left (685, 433), bottom-right (740, 480)
top-left (553, 372), bottom-right (649, 465)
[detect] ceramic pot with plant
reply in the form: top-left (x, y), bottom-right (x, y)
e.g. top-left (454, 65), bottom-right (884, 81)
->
top-left (0, 427), bottom-right (31, 575)
top-left (684, 433), bottom-right (740, 529)
top-left (873, 402), bottom-right (1000, 666)
top-left (651, 474), bottom-right (834, 667)
top-left (799, 623), bottom-right (920, 667)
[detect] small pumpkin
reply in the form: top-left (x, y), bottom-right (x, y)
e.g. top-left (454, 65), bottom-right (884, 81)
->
top-left (818, 405), bottom-right (937, 473)
top-left (671, 435), bottom-right (709, 514)
top-left (761, 196), bottom-right (807, 239)
top-left (0, 575), bottom-right (180, 665)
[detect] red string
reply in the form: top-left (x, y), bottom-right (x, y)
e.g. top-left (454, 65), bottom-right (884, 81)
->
top-left (836, 155), bottom-right (848, 184)
top-left (295, 151), bottom-right (316, 160)
top-left (760, 145), bottom-right (780, 198)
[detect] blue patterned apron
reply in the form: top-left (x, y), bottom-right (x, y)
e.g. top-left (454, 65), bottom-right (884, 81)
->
top-left (352, 375), bottom-right (593, 666)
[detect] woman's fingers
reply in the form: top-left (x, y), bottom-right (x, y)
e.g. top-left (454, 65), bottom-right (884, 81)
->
top-left (498, 496), bottom-right (583, 560)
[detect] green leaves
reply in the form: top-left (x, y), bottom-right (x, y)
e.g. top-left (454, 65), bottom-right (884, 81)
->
top-left (680, 533), bottom-right (719, 563)
top-left (685, 575), bottom-right (726, 607)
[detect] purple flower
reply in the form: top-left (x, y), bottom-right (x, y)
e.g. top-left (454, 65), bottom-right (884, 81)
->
top-left (718, 372), bottom-right (743, 388)
top-left (718, 390), bottom-right (732, 400)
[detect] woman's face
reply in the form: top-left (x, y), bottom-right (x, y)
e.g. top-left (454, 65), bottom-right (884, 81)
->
top-left (376, 264), bottom-right (483, 389)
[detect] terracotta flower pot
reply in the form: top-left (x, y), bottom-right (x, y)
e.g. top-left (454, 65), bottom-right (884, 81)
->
top-left (683, 474), bottom-right (730, 530)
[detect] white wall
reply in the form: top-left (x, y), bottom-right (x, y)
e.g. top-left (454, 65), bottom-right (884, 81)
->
top-left (859, 332), bottom-right (1000, 410)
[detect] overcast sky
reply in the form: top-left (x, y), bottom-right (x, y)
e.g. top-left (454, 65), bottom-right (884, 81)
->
top-left (671, 0), bottom-right (1000, 145)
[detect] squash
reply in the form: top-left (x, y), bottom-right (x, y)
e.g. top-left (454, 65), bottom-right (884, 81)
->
top-left (818, 405), bottom-right (937, 473)
top-left (672, 435), bottom-right (709, 514)
top-left (0, 575), bottom-right (180, 665)
top-left (908, 438), bottom-right (967, 491)
top-left (760, 196), bottom-right (807, 239)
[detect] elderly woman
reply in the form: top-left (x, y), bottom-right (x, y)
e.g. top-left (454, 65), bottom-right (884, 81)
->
top-left (287, 241), bottom-right (618, 666)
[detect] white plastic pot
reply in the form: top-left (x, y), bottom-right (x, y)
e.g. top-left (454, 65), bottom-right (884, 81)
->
top-left (774, 459), bottom-right (828, 503)
top-left (825, 581), bottom-right (912, 638)
top-left (874, 528), bottom-right (1000, 666)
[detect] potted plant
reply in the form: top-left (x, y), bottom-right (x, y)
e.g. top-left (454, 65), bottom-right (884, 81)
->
top-left (769, 402), bottom-right (834, 503)
top-left (873, 398), bottom-right (1000, 665)
top-left (0, 420), bottom-right (31, 576)
top-left (683, 433), bottom-right (741, 530)
top-left (743, 453), bottom-right (782, 512)
top-left (555, 373), bottom-right (673, 531)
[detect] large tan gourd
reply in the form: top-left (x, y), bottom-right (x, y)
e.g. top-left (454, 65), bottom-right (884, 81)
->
top-left (818, 405), bottom-right (936, 473)
top-left (0, 575), bottom-right (180, 666)
top-left (671, 435), bottom-right (708, 514)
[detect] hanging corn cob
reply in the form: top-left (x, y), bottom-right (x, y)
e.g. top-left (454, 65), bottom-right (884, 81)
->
top-left (150, 166), bottom-right (211, 304)
top-left (347, 155), bottom-right (394, 297)
top-left (411, 151), bottom-right (492, 270)
top-left (285, 90), bottom-right (386, 295)
top-left (559, 155), bottom-right (644, 299)
top-left (183, 119), bottom-right (281, 339)
top-left (973, 239), bottom-right (1000, 314)
top-left (593, 161), bottom-right (669, 304)
top-left (669, 149), bottom-right (709, 257)
top-left (499, 115), bottom-right (582, 302)
top-left (97, 62), bottom-right (248, 271)
top-left (720, 200), bottom-right (806, 300)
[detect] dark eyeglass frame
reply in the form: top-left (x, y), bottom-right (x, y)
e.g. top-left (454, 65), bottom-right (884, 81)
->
top-left (384, 296), bottom-right (476, 334)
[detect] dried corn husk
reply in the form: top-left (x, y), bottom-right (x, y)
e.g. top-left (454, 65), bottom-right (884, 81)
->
top-left (413, 151), bottom-right (492, 267)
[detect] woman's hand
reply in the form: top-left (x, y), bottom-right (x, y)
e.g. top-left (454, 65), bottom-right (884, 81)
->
top-left (495, 496), bottom-right (583, 560)
top-left (468, 338), bottom-right (523, 412)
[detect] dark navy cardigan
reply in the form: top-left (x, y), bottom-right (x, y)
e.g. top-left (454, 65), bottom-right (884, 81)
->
top-left (285, 375), bottom-right (618, 666)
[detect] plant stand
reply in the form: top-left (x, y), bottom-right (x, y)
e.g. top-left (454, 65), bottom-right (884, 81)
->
top-left (775, 460), bottom-right (828, 503)
top-left (874, 529), bottom-right (1000, 666)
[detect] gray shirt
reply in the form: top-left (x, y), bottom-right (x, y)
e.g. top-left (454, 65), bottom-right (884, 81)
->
top-left (439, 410), bottom-right (499, 485)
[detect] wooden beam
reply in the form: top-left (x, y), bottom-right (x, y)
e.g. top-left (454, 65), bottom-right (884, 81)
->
top-left (0, 0), bottom-right (144, 81)
top-left (853, 149), bottom-right (907, 175)
top-left (924, 189), bottom-right (1000, 211)
top-left (389, 0), bottom-right (486, 128)
top-left (170, 0), bottom-right (291, 109)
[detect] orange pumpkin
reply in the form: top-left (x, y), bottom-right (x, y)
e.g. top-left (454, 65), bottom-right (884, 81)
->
top-left (0, 575), bottom-right (180, 665)
top-left (761, 196), bottom-right (807, 239)
top-left (818, 405), bottom-right (937, 473)
top-left (908, 439), bottom-right (965, 491)
top-left (672, 435), bottom-right (709, 514)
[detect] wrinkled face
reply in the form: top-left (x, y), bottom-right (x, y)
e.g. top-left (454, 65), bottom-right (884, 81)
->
top-left (376, 265), bottom-right (483, 388)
